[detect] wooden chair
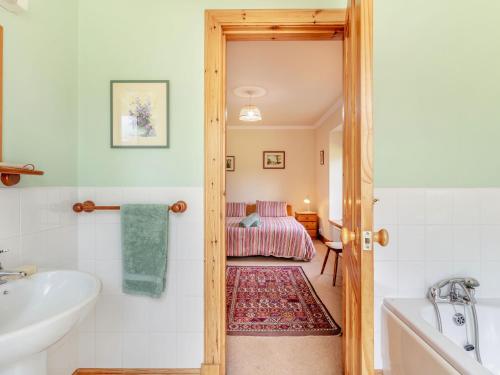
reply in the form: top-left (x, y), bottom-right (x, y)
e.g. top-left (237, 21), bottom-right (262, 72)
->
top-left (321, 241), bottom-right (343, 286)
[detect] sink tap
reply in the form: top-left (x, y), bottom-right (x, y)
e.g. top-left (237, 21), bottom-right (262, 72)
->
top-left (0, 270), bottom-right (27, 285)
top-left (0, 250), bottom-right (27, 285)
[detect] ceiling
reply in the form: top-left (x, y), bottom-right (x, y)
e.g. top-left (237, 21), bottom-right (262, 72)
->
top-left (227, 40), bottom-right (343, 128)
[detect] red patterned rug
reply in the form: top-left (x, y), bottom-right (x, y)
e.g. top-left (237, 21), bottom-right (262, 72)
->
top-left (226, 266), bottom-right (341, 336)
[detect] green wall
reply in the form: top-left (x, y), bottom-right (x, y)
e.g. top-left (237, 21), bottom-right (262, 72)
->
top-left (374, 0), bottom-right (500, 187)
top-left (0, 0), bottom-right (78, 186)
top-left (77, 0), bottom-right (345, 187)
top-left (3, 0), bottom-right (499, 187)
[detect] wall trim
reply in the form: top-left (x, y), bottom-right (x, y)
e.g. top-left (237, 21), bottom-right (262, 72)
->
top-left (73, 369), bottom-right (200, 375)
top-left (227, 96), bottom-right (344, 131)
top-left (312, 95), bottom-right (343, 129)
top-left (332, 123), bottom-right (344, 132)
top-left (227, 125), bottom-right (315, 130)
top-left (200, 363), bottom-right (219, 375)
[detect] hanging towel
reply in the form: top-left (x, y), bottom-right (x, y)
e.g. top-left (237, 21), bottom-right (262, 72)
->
top-left (239, 212), bottom-right (261, 228)
top-left (121, 204), bottom-right (169, 298)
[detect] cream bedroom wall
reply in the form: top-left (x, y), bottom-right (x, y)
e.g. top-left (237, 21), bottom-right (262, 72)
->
top-left (226, 129), bottom-right (316, 214)
top-left (314, 104), bottom-right (343, 239)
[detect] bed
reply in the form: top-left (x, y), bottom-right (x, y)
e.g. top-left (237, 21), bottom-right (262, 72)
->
top-left (226, 203), bottom-right (316, 261)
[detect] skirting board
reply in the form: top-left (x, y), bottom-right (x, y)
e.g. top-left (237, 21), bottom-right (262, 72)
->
top-left (75, 367), bottom-right (377, 375)
top-left (73, 369), bottom-right (200, 375)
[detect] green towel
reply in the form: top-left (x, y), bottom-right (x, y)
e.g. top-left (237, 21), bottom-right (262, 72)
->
top-left (239, 212), bottom-right (261, 228)
top-left (121, 204), bottom-right (169, 298)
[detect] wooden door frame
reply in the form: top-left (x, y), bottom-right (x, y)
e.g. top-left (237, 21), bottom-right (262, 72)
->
top-left (203, 9), bottom-right (370, 375)
top-left (342, 1), bottom-right (376, 373)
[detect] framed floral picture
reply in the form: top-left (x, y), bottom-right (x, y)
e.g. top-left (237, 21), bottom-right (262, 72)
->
top-left (111, 80), bottom-right (169, 148)
top-left (226, 156), bottom-right (235, 171)
top-left (263, 151), bottom-right (285, 169)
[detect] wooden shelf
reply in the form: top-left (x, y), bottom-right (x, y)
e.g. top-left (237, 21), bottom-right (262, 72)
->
top-left (0, 165), bottom-right (44, 186)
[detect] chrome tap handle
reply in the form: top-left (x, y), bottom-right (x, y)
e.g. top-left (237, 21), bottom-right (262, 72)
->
top-left (463, 278), bottom-right (480, 289)
top-left (0, 250), bottom-right (8, 271)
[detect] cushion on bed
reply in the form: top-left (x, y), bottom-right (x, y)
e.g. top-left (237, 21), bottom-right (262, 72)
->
top-left (239, 213), bottom-right (261, 228)
top-left (256, 200), bottom-right (288, 217)
top-left (226, 202), bottom-right (246, 217)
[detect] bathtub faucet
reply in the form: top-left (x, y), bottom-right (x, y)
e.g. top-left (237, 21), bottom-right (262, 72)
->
top-left (428, 277), bottom-right (480, 305)
top-left (428, 277), bottom-right (482, 364)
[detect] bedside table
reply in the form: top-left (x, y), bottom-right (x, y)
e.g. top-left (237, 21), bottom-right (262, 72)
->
top-left (295, 212), bottom-right (318, 239)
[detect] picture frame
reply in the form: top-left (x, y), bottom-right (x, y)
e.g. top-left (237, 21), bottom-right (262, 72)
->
top-left (110, 80), bottom-right (169, 148)
top-left (320, 150), bottom-right (325, 165)
top-left (263, 151), bottom-right (285, 169)
top-left (226, 156), bottom-right (235, 171)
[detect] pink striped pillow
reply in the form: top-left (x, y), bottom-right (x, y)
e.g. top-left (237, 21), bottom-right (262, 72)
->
top-left (256, 200), bottom-right (288, 217)
top-left (226, 202), bottom-right (246, 217)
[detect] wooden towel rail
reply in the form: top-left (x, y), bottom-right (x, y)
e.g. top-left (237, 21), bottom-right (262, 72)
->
top-left (72, 200), bottom-right (188, 214)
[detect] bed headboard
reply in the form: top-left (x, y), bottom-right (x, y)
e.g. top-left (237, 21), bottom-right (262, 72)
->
top-left (246, 204), bottom-right (293, 216)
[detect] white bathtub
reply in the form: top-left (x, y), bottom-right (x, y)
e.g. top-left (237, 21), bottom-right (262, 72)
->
top-left (382, 298), bottom-right (500, 375)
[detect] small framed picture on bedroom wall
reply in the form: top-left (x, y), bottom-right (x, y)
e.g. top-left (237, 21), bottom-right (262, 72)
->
top-left (263, 151), bottom-right (285, 169)
top-left (226, 156), bottom-right (235, 171)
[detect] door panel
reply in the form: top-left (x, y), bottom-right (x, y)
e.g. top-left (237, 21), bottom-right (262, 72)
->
top-left (342, 0), bottom-right (375, 374)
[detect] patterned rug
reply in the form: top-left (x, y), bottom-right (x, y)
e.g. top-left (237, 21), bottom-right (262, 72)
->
top-left (226, 266), bottom-right (341, 336)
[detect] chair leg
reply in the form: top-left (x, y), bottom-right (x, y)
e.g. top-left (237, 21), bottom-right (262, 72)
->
top-left (333, 252), bottom-right (339, 286)
top-left (321, 248), bottom-right (331, 274)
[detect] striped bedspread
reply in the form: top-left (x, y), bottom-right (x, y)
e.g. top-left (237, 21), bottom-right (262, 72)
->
top-left (226, 216), bottom-right (316, 261)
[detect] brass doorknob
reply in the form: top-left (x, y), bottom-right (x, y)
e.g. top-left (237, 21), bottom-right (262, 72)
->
top-left (373, 229), bottom-right (389, 246)
top-left (341, 227), bottom-right (356, 246)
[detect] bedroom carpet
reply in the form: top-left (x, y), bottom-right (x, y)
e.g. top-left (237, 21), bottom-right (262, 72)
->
top-left (226, 265), bottom-right (341, 336)
top-left (227, 241), bottom-right (343, 375)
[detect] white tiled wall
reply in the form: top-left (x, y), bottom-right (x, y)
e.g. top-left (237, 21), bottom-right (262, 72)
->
top-left (0, 186), bottom-right (204, 373)
top-left (76, 187), bottom-right (204, 369)
top-left (0, 186), bottom-right (79, 375)
top-left (5, 185), bottom-right (497, 371)
top-left (0, 187), bottom-right (78, 270)
top-left (373, 188), bottom-right (500, 368)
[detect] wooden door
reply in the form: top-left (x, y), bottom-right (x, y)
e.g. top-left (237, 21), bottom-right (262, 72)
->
top-left (342, 0), bottom-right (388, 374)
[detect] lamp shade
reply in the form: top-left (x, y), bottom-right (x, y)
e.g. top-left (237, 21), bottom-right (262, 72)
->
top-left (239, 105), bottom-right (262, 122)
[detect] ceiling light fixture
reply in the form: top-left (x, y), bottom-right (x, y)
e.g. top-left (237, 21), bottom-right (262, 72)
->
top-left (234, 86), bottom-right (266, 123)
top-left (239, 93), bottom-right (262, 122)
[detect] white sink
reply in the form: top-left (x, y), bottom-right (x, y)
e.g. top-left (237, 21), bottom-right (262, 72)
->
top-left (0, 271), bottom-right (101, 375)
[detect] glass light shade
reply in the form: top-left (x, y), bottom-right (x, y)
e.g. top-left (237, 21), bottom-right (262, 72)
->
top-left (239, 105), bottom-right (262, 122)
top-left (304, 197), bottom-right (311, 212)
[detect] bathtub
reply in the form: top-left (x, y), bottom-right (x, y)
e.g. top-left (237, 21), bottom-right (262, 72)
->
top-left (382, 298), bottom-right (500, 375)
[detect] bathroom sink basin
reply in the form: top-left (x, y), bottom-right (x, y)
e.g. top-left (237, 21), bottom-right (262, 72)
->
top-left (0, 271), bottom-right (101, 375)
